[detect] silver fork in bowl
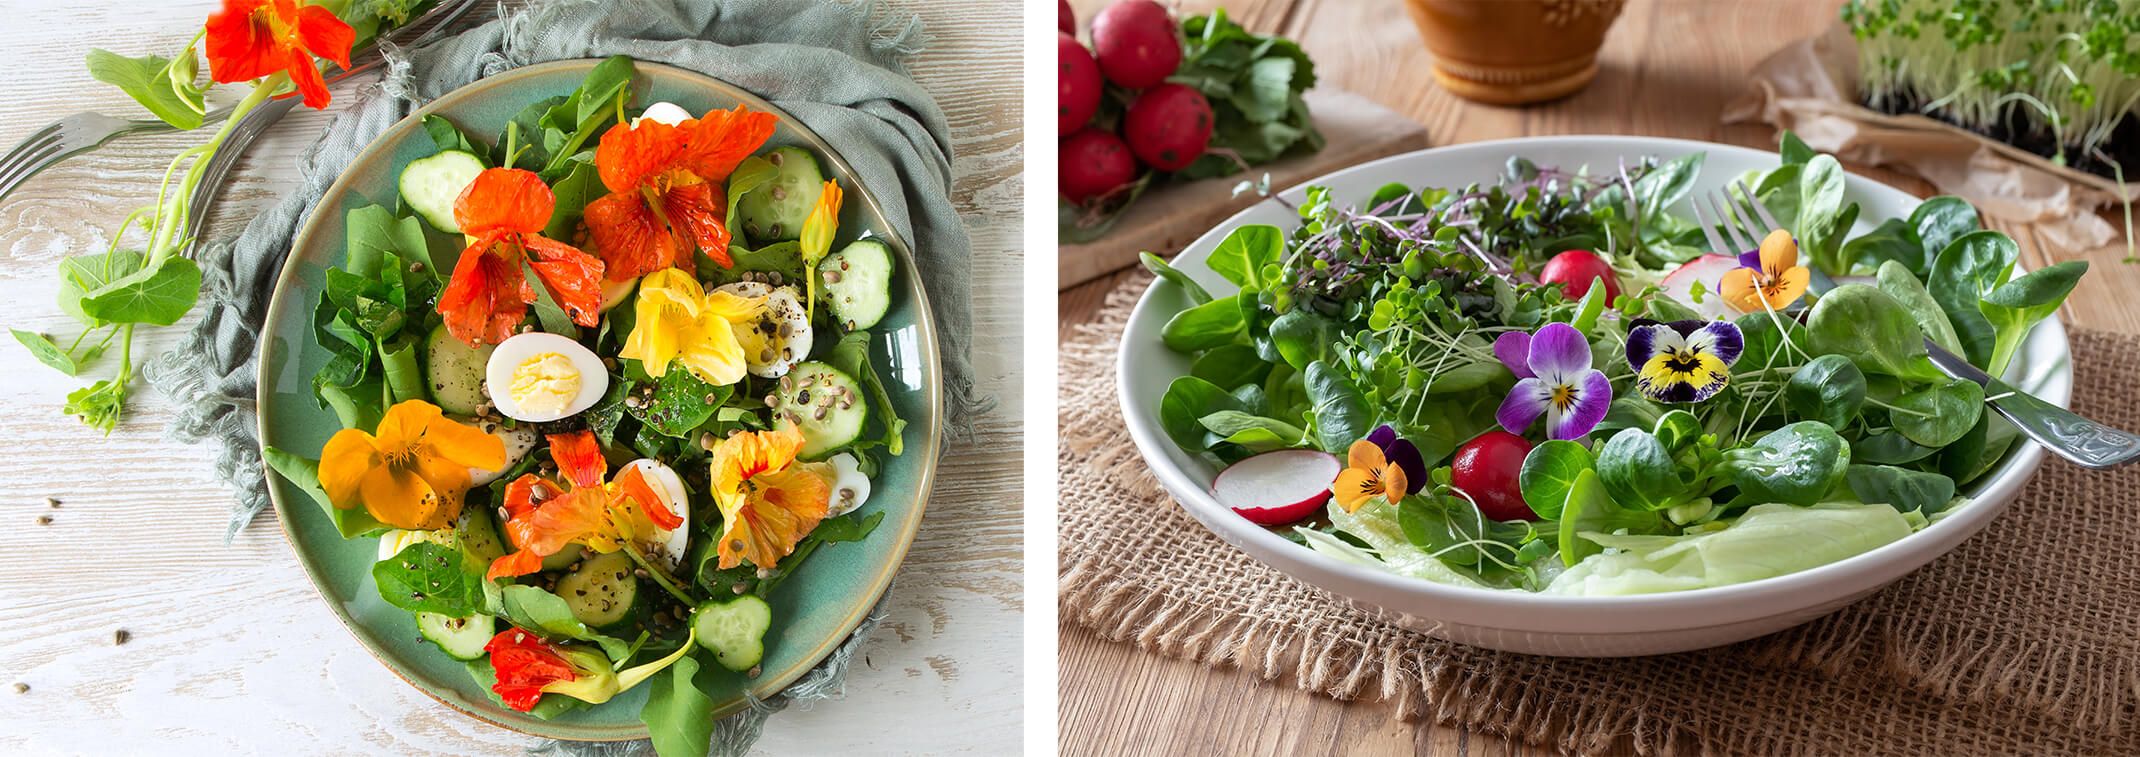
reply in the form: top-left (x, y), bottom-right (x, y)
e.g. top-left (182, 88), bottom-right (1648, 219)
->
top-left (0, 0), bottom-right (483, 207)
top-left (1689, 181), bottom-right (2140, 470)
top-left (177, 0), bottom-right (485, 246)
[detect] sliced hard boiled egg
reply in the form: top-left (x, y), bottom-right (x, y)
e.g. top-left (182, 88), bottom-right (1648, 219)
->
top-left (714, 281), bottom-right (813, 378)
top-left (484, 332), bottom-right (609, 423)
top-left (620, 458), bottom-right (691, 572)
top-left (462, 416), bottom-right (538, 486)
top-left (827, 452), bottom-right (871, 517)
top-left (634, 101), bottom-right (692, 127)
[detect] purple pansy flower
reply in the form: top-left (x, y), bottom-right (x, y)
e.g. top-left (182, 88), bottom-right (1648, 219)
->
top-left (1493, 322), bottom-right (1612, 441)
top-left (1625, 318), bottom-right (1743, 403)
top-left (1364, 424), bottom-right (1428, 494)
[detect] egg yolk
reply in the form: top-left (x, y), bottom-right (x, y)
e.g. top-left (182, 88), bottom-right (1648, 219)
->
top-left (507, 353), bottom-right (582, 416)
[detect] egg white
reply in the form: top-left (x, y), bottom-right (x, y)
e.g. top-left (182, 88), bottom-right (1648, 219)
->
top-left (484, 332), bottom-right (609, 422)
top-left (714, 281), bottom-right (813, 378)
top-left (634, 101), bottom-right (692, 127)
top-left (620, 458), bottom-right (691, 572)
top-left (827, 452), bottom-right (872, 517)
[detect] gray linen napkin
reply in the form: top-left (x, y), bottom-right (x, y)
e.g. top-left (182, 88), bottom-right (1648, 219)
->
top-left (143, 0), bottom-right (977, 753)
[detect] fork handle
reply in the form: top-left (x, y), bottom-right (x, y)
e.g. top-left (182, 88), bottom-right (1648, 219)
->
top-left (1985, 383), bottom-right (2140, 469)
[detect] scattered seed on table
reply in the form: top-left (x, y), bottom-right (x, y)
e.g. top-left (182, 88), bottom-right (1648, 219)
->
top-left (35, 515), bottom-right (51, 526)
top-left (44, 497), bottom-right (60, 508)
top-left (113, 629), bottom-right (130, 646)
top-left (12, 683), bottom-right (25, 694)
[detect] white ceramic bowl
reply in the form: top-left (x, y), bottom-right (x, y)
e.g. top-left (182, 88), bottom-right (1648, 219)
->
top-left (1117, 136), bottom-right (2070, 657)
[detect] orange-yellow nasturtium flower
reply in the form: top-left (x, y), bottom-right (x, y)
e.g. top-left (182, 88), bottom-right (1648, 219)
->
top-left (317, 400), bottom-right (507, 530)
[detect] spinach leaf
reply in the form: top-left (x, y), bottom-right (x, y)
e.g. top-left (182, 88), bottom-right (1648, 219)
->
top-left (1595, 428), bottom-right (1682, 510)
top-left (1518, 440), bottom-right (1593, 519)
top-left (825, 332), bottom-right (906, 455)
top-left (79, 255), bottom-right (201, 326)
top-left (1805, 284), bottom-right (1944, 383)
top-left (86, 49), bottom-right (205, 130)
top-left (1268, 309), bottom-right (1341, 370)
top-left (543, 160), bottom-right (602, 241)
top-left (1891, 378), bottom-right (1984, 448)
top-left (1978, 261), bottom-right (2086, 378)
top-left (1139, 251), bottom-right (1214, 305)
top-left (1160, 293), bottom-right (1247, 351)
top-left (1779, 131), bottom-right (1816, 165)
top-left (1845, 465), bottom-right (1957, 515)
top-left (374, 542), bottom-right (484, 618)
top-left (497, 95), bottom-right (568, 171)
top-left (423, 114), bottom-right (491, 158)
top-left (1785, 354), bottom-right (1866, 429)
top-left (1189, 344), bottom-right (1272, 390)
top-left (1719, 421), bottom-right (1850, 506)
top-left (1796, 155), bottom-right (1849, 274)
top-left (641, 654), bottom-right (717, 757)
top-left (1204, 225), bottom-right (1283, 289)
top-left (1926, 230), bottom-right (2017, 368)
top-left (1909, 196), bottom-right (1979, 276)
top-left (1842, 217), bottom-right (1924, 275)
top-left (1305, 361), bottom-right (1372, 454)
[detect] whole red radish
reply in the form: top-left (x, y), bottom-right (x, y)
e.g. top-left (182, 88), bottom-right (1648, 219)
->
top-left (1058, 33), bottom-right (1102, 135)
top-left (1215, 449), bottom-right (1341, 526)
top-left (1090, 0), bottom-right (1181, 88)
top-left (1539, 249), bottom-right (1621, 303)
top-left (1123, 83), bottom-right (1213, 172)
top-left (1059, 128), bottom-right (1138, 204)
top-left (1451, 431), bottom-right (1535, 522)
top-left (1059, 0), bottom-right (1075, 34)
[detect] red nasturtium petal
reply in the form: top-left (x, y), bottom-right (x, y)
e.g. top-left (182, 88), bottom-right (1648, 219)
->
top-left (583, 190), bottom-right (678, 281)
top-left (523, 235), bottom-right (605, 327)
top-left (457, 168), bottom-right (556, 237)
top-left (435, 244), bottom-right (531, 346)
top-left (203, 0), bottom-right (282, 84)
top-left (291, 1), bottom-right (354, 68)
top-left (485, 629), bottom-right (577, 712)
top-left (614, 465), bottom-right (682, 531)
top-left (547, 431), bottom-right (607, 489)
top-left (678, 106), bottom-right (779, 182)
top-left (594, 119), bottom-right (687, 194)
top-left (659, 179), bottom-right (731, 270)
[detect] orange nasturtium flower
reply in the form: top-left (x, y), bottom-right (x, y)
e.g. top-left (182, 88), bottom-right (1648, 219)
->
top-left (617, 268), bottom-right (765, 386)
top-left (708, 427), bottom-right (833, 570)
top-left (1718, 229), bottom-right (1812, 314)
top-left (318, 400), bottom-right (507, 530)
top-left (435, 168), bottom-right (607, 346)
top-left (486, 431), bottom-right (682, 581)
top-left (485, 626), bottom-right (695, 712)
top-left (203, 0), bottom-right (355, 109)
top-left (1330, 440), bottom-right (1409, 513)
top-left (583, 105), bottom-right (779, 281)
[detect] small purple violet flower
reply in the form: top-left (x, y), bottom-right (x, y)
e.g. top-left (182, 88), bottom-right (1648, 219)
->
top-left (1492, 322), bottom-right (1612, 441)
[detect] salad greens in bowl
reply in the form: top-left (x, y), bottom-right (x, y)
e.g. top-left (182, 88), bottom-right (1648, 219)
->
top-left (258, 59), bottom-right (939, 745)
top-left (1122, 134), bottom-right (2074, 656)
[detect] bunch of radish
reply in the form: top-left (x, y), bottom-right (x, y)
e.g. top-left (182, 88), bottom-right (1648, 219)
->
top-left (1058, 0), bottom-right (1215, 205)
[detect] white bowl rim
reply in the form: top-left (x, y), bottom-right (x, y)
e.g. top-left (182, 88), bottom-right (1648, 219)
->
top-left (1116, 134), bottom-right (2068, 623)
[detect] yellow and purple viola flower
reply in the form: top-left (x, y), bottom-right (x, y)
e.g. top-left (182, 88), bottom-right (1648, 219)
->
top-left (1493, 322), bottom-right (1612, 441)
top-left (1363, 425), bottom-right (1428, 494)
top-left (1718, 229), bottom-right (1811, 314)
top-left (1625, 318), bottom-right (1744, 403)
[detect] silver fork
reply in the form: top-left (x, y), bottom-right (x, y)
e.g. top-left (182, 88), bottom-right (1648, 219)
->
top-left (178, 0), bottom-right (486, 246)
top-left (0, 0), bottom-right (483, 207)
top-left (1691, 181), bottom-right (2140, 470)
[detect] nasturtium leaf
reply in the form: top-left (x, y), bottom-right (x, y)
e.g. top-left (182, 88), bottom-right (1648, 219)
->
top-left (57, 249), bottom-right (145, 327)
top-left (12, 330), bottom-right (79, 376)
top-left (86, 49), bottom-right (205, 130)
top-left (79, 255), bottom-right (201, 326)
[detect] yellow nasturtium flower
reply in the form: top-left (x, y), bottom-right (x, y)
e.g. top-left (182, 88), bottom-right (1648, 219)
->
top-left (318, 400), bottom-right (507, 530)
top-left (618, 268), bottom-right (765, 386)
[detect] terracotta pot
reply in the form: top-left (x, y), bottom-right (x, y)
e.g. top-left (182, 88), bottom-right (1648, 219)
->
top-left (1403, 0), bottom-right (1628, 105)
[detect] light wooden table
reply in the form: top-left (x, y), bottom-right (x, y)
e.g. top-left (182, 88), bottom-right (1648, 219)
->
top-left (1056, 0), bottom-right (2140, 754)
top-left (0, 1), bottom-right (1021, 753)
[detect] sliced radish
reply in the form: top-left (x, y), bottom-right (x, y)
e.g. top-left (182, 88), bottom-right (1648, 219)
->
top-left (1660, 254), bottom-right (1742, 320)
top-left (1214, 449), bottom-right (1342, 526)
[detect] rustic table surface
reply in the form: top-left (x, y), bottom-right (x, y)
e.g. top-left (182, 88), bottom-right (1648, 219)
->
top-left (0, 0), bottom-right (1021, 753)
top-left (1055, 0), bottom-right (2140, 754)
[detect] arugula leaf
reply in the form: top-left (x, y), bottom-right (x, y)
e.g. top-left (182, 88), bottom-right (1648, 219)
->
top-left (85, 49), bottom-right (205, 130)
top-left (826, 331), bottom-right (907, 455)
top-left (12, 330), bottom-right (79, 375)
top-left (492, 584), bottom-right (632, 660)
top-left (375, 542), bottom-right (485, 617)
top-left (80, 255), bottom-right (201, 326)
top-left (641, 654), bottom-right (718, 757)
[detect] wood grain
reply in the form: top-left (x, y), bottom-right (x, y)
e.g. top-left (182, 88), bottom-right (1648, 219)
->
top-left (1056, 0), bottom-right (2140, 755)
top-left (0, 0), bottom-right (1022, 753)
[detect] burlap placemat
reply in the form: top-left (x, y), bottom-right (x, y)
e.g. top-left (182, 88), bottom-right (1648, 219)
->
top-left (1060, 274), bottom-right (2140, 756)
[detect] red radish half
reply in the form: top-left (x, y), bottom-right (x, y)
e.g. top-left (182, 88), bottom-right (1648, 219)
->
top-left (1538, 249), bottom-right (1620, 304)
top-left (1091, 0), bottom-right (1182, 88)
top-left (1057, 33), bottom-right (1102, 135)
top-left (1659, 254), bottom-right (1743, 320)
top-left (1214, 449), bottom-right (1341, 526)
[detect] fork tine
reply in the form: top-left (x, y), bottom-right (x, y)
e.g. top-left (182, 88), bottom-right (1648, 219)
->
top-left (0, 138), bottom-right (64, 198)
top-left (1734, 180), bottom-right (1786, 235)
top-left (1688, 193), bottom-right (1732, 256)
top-left (0, 128), bottom-right (62, 179)
top-left (1706, 193), bottom-right (1753, 253)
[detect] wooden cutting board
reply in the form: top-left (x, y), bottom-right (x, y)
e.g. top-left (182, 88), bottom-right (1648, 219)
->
top-left (1058, 88), bottom-right (1432, 289)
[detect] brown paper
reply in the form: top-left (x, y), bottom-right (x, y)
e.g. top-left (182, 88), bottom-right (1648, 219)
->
top-left (1723, 21), bottom-right (2128, 254)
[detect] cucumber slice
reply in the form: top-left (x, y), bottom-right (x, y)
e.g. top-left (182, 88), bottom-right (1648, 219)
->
top-left (454, 499), bottom-right (507, 563)
top-left (554, 550), bottom-right (639, 629)
top-left (399, 150), bottom-right (486, 233)
top-left (417, 611), bottom-right (495, 660)
top-left (426, 322), bottom-right (492, 416)
top-left (691, 595), bottom-right (771, 672)
top-left (735, 147), bottom-right (823, 243)
top-left (820, 238), bottom-right (894, 331)
top-left (541, 543), bottom-right (585, 572)
top-left (770, 362), bottom-right (867, 459)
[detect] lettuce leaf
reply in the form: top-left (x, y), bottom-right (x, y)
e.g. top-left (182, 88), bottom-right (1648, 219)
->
top-left (1307, 500), bottom-right (1497, 590)
top-left (1543, 502), bottom-right (1916, 596)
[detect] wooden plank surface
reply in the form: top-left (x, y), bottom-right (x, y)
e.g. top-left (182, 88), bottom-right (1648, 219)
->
top-left (1055, 0), bottom-right (2140, 755)
top-left (0, 0), bottom-right (1022, 753)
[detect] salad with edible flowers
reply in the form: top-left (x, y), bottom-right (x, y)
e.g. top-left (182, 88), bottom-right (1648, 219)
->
top-left (1158, 132), bottom-right (2087, 596)
top-left (264, 58), bottom-right (906, 749)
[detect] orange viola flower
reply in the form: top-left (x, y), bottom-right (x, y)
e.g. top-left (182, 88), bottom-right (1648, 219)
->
top-left (708, 427), bottom-right (833, 570)
top-left (1719, 229), bottom-right (1811, 314)
top-left (203, 0), bottom-right (354, 109)
top-left (435, 168), bottom-right (607, 346)
top-left (1330, 440), bottom-right (1408, 513)
top-left (317, 400), bottom-right (507, 530)
top-left (583, 106), bottom-right (778, 281)
top-left (487, 431), bottom-right (681, 581)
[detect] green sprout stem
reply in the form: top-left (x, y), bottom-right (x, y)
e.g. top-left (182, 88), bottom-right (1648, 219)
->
top-left (619, 541), bottom-right (695, 606)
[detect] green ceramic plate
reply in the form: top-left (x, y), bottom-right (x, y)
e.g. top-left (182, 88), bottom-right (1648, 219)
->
top-left (257, 59), bottom-right (942, 740)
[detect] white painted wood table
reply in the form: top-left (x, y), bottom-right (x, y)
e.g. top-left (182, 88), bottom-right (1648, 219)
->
top-left (0, 1), bottom-right (1023, 753)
